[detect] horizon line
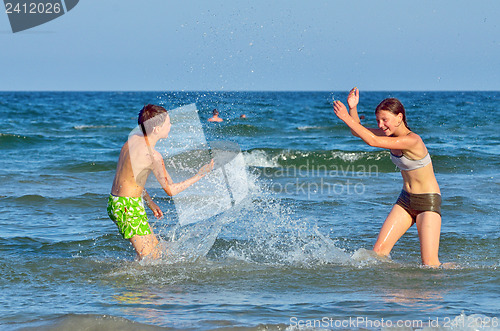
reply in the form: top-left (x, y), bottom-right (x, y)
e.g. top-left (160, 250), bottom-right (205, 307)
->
top-left (1, 89), bottom-right (499, 93)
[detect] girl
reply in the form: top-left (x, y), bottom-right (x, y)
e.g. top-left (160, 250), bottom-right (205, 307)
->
top-left (333, 88), bottom-right (442, 267)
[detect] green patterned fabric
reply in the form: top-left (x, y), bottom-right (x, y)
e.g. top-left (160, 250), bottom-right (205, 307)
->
top-left (107, 194), bottom-right (151, 239)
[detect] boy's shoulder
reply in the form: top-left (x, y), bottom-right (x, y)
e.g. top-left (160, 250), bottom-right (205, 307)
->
top-left (149, 148), bottom-right (164, 164)
top-left (124, 135), bottom-right (151, 161)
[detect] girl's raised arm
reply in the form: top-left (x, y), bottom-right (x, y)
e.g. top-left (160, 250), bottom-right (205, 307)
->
top-left (334, 100), bottom-right (417, 151)
top-left (343, 88), bottom-right (384, 137)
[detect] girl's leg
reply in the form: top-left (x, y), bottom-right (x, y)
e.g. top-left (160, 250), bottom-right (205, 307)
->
top-left (373, 204), bottom-right (413, 257)
top-left (415, 211), bottom-right (441, 267)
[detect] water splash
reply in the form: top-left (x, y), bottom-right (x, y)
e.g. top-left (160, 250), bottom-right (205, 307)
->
top-left (150, 168), bottom-right (358, 267)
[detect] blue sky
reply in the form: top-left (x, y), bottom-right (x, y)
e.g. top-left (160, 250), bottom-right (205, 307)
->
top-left (1, 0), bottom-right (499, 91)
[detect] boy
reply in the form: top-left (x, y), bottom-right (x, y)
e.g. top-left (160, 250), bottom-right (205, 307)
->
top-left (107, 104), bottom-right (213, 260)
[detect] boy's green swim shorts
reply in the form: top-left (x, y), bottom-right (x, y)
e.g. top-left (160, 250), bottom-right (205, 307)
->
top-left (107, 194), bottom-right (152, 239)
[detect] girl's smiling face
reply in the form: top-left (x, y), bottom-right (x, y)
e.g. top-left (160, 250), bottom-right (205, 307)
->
top-left (376, 110), bottom-right (403, 136)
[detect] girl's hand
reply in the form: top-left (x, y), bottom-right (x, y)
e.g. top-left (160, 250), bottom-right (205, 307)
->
top-left (347, 87), bottom-right (359, 109)
top-left (333, 100), bottom-right (350, 121)
top-left (148, 200), bottom-right (164, 219)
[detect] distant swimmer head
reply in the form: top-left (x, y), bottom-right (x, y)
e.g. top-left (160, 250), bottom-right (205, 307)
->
top-left (375, 98), bottom-right (411, 131)
top-left (138, 104), bottom-right (170, 137)
top-left (213, 109), bottom-right (219, 116)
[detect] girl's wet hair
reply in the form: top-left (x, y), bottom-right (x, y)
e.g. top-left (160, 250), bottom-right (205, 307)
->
top-left (138, 104), bottom-right (168, 136)
top-left (375, 98), bottom-right (410, 130)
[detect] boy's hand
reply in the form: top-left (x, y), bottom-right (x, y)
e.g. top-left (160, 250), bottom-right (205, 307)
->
top-left (148, 200), bottom-right (164, 219)
top-left (197, 159), bottom-right (214, 177)
top-left (347, 87), bottom-right (359, 109)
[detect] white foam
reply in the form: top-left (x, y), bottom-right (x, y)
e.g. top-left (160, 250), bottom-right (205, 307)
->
top-left (73, 125), bottom-right (115, 130)
top-left (243, 149), bottom-right (280, 168)
top-left (296, 125), bottom-right (329, 130)
top-left (330, 150), bottom-right (364, 162)
top-left (351, 248), bottom-right (393, 266)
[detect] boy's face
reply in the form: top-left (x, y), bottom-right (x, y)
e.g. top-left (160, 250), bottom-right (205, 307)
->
top-left (158, 114), bottom-right (171, 138)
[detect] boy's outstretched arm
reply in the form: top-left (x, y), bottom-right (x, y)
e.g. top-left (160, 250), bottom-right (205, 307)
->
top-left (151, 154), bottom-right (214, 197)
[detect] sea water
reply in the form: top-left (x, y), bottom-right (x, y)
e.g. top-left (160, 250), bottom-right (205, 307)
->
top-left (0, 91), bottom-right (499, 330)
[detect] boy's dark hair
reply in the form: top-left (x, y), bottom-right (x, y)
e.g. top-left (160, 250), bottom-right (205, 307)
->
top-left (138, 104), bottom-right (168, 136)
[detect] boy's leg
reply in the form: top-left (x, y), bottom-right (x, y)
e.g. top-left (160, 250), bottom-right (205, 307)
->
top-left (108, 195), bottom-right (159, 259)
top-left (129, 226), bottom-right (161, 260)
top-left (415, 212), bottom-right (441, 267)
top-left (373, 204), bottom-right (413, 256)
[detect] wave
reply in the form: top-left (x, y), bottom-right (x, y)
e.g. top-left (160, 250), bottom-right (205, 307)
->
top-left (1, 193), bottom-right (108, 209)
top-left (7, 194), bottom-right (48, 204)
top-left (73, 124), bottom-right (117, 130)
top-left (50, 160), bottom-right (117, 173)
top-left (0, 133), bottom-right (24, 138)
top-left (243, 148), bottom-right (393, 172)
top-left (6, 310), bottom-right (499, 331)
top-left (0, 133), bottom-right (45, 149)
top-left (241, 148), bottom-right (496, 174)
top-left (432, 152), bottom-right (500, 174)
top-left (5, 313), bottom-right (172, 330)
top-left (296, 125), bottom-right (335, 131)
top-left (6, 313), bottom-right (292, 330)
